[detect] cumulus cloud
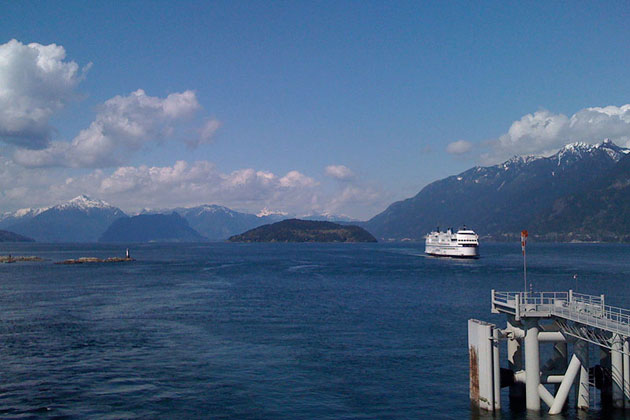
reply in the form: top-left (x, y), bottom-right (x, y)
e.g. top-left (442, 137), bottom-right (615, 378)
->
top-left (0, 39), bottom-right (87, 149)
top-left (75, 161), bottom-right (319, 212)
top-left (0, 154), bottom-right (390, 220)
top-left (446, 140), bottom-right (472, 155)
top-left (0, 159), bottom-right (319, 213)
top-left (14, 89), bottom-right (200, 168)
top-left (0, 156), bottom-right (75, 210)
top-left (569, 105), bottom-right (630, 143)
top-left (483, 105), bottom-right (630, 163)
top-left (319, 164), bottom-right (390, 218)
top-left (279, 170), bottom-right (318, 188)
top-left (186, 118), bottom-right (221, 148)
top-left (325, 164), bottom-right (355, 181)
top-left (326, 185), bottom-right (383, 215)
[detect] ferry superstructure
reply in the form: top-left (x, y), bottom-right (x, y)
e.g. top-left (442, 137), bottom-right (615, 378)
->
top-left (424, 227), bottom-right (479, 258)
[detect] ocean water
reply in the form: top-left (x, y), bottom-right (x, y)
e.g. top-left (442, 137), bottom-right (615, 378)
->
top-left (0, 242), bottom-right (630, 419)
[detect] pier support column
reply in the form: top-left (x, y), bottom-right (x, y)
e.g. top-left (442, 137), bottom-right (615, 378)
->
top-left (507, 318), bottom-right (525, 407)
top-left (601, 347), bottom-right (612, 407)
top-left (549, 355), bottom-right (582, 415)
top-left (468, 319), bottom-right (499, 411)
top-left (492, 327), bottom-right (501, 410)
top-left (525, 320), bottom-right (541, 411)
top-left (553, 339), bottom-right (568, 397)
top-left (624, 338), bottom-right (630, 407)
top-left (612, 334), bottom-right (624, 408)
top-left (575, 339), bottom-right (590, 410)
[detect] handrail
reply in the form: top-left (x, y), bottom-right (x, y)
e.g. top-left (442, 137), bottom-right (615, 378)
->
top-left (492, 290), bottom-right (630, 337)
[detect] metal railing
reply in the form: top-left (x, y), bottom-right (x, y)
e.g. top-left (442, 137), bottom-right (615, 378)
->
top-left (492, 290), bottom-right (630, 337)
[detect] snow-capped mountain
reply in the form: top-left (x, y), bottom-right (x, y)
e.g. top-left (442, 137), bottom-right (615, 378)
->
top-left (365, 140), bottom-right (630, 240)
top-left (138, 204), bottom-right (289, 240)
top-left (54, 194), bottom-right (118, 211)
top-left (0, 207), bottom-right (49, 229)
top-left (6, 195), bottom-right (127, 242)
top-left (533, 151), bottom-right (630, 241)
top-left (179, 204), bottom-right (241, 218)
top-left (256, 208), bottom-right (289, 218)
top-left (301, 212), bottom-right (359, 222)
top-left (173, 205), bottom-right (259, 240)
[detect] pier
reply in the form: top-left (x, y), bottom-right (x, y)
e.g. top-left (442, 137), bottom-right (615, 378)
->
top-left (470, 290), bottom-right (630, 414)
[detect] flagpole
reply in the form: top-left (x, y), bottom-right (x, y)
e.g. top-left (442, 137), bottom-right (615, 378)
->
top-left (524, 245), bottom-right (527, 293)
top-left (521, 230), bottom-right (528, 295)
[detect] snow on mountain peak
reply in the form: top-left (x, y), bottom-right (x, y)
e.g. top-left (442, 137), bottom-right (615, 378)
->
top-left (300, 212), bottom-right (357, 222)
top-left (561, 141), bottom-right (591, 152)
top-left (554, 140), bottom-right (628, 165)
top-left (560, 139), bottom-right (626, 154)
top-left (0, 206), bottom-right (49, 222)
top-left (493, 140), bottom-right (629, 173)
top-left (257, 208), bottom-right (288, 218)
top-left (199, 204), bottom-right (227, 212)
top-left (15, 207), bottom-right (49, 217)
top-left (500, 154), bottom-right (543, 170)
top-left (193, 204), bottom-right (235, 217)
top-left (505, 156), bottom-right (524, 165)
top-left (57, 195), bottom-right (115, 210)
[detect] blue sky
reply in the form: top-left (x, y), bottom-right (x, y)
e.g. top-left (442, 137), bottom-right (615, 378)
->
top-left (1, 1), bottom-right (630, 218)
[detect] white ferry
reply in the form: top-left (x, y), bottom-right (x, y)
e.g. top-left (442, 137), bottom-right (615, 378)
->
top-left (425, 227), bottom-right (479, 258)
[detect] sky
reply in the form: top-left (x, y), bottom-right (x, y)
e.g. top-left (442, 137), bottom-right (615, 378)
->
top-left (1, 1), bottom-right (630, 219)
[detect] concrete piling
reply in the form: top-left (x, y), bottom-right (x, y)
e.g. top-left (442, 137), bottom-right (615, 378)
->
top-left (471, 290), bottom-right (630, 415)
top-left (575, 339), bottom-right (589, 410)
top-left (524, 321), bottom-right (541, 411)
top-left (613, 334), bottom-right (624, 408)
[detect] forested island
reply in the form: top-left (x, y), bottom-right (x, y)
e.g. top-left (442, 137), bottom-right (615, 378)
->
top-left (228, 219), bottom-right (377, 243)
top-left (0, 230), bottom-right (34, 242)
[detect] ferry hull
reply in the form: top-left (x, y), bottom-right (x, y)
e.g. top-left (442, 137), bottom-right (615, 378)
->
top-left (425, 245), bottom-right (479, 259)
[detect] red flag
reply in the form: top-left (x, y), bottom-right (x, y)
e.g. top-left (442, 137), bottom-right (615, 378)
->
top-left (521, 230), bottom-right (528, 253)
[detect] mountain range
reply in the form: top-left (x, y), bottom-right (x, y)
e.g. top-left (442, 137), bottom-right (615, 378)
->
top-left (2, 139), bottom-right (630, 243)
top-left (164, 205), bottom-right (286, 241)
top-left (0, 196), bottom-right (356, 242)
top-left (2, 195), bottom-right (127, 242)
top-left (170, 206), bottom-right (356, 239)
top-left (533, 150), bottom-right (630, 241)
top-left (365, 139), bottom-right (630, 241)
top-left (99, 213), bottom-right (205, 243)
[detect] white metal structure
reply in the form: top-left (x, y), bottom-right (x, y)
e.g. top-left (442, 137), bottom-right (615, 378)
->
top-left (491, 291), bottom-right (630, 338)
top-left (469, 290), bottom-right (630, 414)
top-left (425, 227), bottom-right (479, 258)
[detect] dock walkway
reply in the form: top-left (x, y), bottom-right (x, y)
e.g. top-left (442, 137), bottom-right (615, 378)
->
top-left (492, 290), bottom-right (630, 338)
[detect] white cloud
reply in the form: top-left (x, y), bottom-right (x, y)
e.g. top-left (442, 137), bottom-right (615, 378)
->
top-left (87, 161), bottom-right (319, 212)
top-left (0, 156), bottom-right (77, 210)
top-left (568, 105), bottom-right (630, 143)
top-left (0, 39), bottom-right (87, 149)
top-left (320, 164), bottom-right (390, 218)
top-left (0, 155), bottom-right (390, 219)
top-left (325, 164), bottom-right (355, 181)
top-left (14, 89), bottom-right (200, 168)
top-left (187, 118), bottom-right (221, 148)
top-left (446, 140), bottom-right (472, 155)
top-left (326, 185), bottom-right (383, 214)
top-left (280, 170), bottom-right (318, 188)
top-left (483, 105), bottom-right (630, 163)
